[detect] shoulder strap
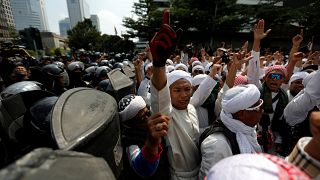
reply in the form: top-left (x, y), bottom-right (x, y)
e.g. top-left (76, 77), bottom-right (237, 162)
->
top-left (199, 120), bottom-right (240, 155)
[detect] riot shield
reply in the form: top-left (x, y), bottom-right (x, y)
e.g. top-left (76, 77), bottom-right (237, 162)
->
top-left (108, 69), bottom-right (135, 102)
top-left (0, 148), bottom-right (116, 180)
top-left (0, 90), bottom-right (55, 167)
top-left (51, 88), bottom-right (123, 178)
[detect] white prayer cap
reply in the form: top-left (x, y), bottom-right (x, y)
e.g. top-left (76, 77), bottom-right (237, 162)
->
top-left (166, 65), bottom-right (175, 73)
top-left (222, 84), bottom-right (260, 114)
top-left (144, 63), bottom-right (152, 73)
top-left (192, 60), bottom-right (202, 68)
top-left (192, 65), bottom-right (205, 73)
top-left (206, 154), bottom-right (310, 180)
top-left (118, 94), bottom-right (146, 122)
top-left (166, 59), bottom-right (173, 65)
top-left (168, 70), bottom-right (192, 87)
top-left (288, 71), bottom-right (309, 85)
top-left (192, 74), bottom-right (208, 87)
top-left (174, 63), bottom-right (188, 72)
top-left (205, 62), bottom-right (213, 73)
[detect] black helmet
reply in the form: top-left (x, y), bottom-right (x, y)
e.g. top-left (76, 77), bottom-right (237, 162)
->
top-left (67, 61), bottom-right (84, 72)
top-left (0, 81), bottom-right (44, 99)
top-left (95, 66), bottom-right (110, 78)
top-left (52, 61), bottom-right (65, 69)
top-left (113, 63), bottom-right (124, 70)
top-left (42, 64), bottom-right (69, 87)
top-left (29, 96), bottom-right (58, 133)
top-left (100, 60), bottom-right (109, 66)
top-left (89, 62), bottom-right (98, 67)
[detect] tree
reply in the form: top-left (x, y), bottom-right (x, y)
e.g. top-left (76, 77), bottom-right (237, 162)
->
top-left (8, 26), bottom-right (21, 45)
top-left (67, 19), bottom-right (101, 50)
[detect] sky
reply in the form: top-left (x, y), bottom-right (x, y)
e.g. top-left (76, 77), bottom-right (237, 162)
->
top-left (45, 0), bottom-right (138, 36)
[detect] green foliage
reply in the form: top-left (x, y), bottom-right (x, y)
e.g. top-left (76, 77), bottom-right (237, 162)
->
top-left (8, 26), bottom-right (21, 45)
top-left (67, 19), bottom-right (101, 50)
top-left (123, 0), bottom-right (320, 43)
top-left (54, 48), bottom-right (65, 56)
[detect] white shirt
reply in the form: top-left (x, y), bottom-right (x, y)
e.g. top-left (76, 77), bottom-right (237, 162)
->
top-left (199, 132), bottom-right (233, 179)
top-left (137, 77), bottom-right (151, 106)
top-left (151, 82), bottom-right (200, 180)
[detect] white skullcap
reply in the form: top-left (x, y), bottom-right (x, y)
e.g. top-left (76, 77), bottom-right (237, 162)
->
top-left (144, 63), bottom-right (152, 73)
top-left (206, 154), bottom-right (310, 180)
top-left (205, 62), bottom-right (213, 73)
top-left (192, 60), bottom-right (202, 68)
top-left (167, 70), bottom-right (192, 87)
top-left (118, 95), bottom-right (146, 121)
top-left (174, 63), bottom-right (188, 72)
top-left (166, 59), bottom-right (173, 65)
top-left (192, 65), bottom-right (205, 73)
top-left (192, 74), bottom-right (208, 87)
top-left (288, 71), bottom-right (309, 85)
top-left (166, 65), bottom-right (175, 73)
top-left (222, 84), bottom-right (260, 114)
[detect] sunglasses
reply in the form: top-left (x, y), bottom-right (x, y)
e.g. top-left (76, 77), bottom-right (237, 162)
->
top-left (268, 73), bottom-right (283, 80)
top-left (245, 99), bottom-right (264, 112)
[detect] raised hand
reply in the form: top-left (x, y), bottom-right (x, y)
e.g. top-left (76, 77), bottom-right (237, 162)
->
top-left (149, 9), bottom-right (182, 67)
top-left (146, 112), bottom-right (170, 146)
top-left (253, 19), bottom-right (271, 41)
top-left (292, 29), bottom-right (303, 47)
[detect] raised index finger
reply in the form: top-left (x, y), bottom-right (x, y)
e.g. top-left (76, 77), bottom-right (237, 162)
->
top-left (162, 9), bottom-right (170, 25)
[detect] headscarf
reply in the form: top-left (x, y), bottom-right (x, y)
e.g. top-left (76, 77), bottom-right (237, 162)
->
top-left (221, 84), bottom-right (262, 153)
top-left (192, 65), bottom-right (205, 73)
top-left (174, 63), bottom-right (188, 72)
top-left (234, 75), bottom-right (248, 86)
top-left (206, 154), bottom-right (310, 180)
top-left (166, 65), bottom-right (175, 73)
top-left (265, 65), bottom-right (287, 77)
top-left (192, 74), bottom-right (208, 87)
top-left (167, 70), bottom-right (192, 87)
top-left (118, 94), bottom-right (146, 121)
top-left (192, 60), bottom-right (202, 68)
top-left (288, 71), bottom-right (309, 85)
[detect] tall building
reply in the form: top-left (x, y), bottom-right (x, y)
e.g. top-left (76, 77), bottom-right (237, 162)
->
top-left (11, 0), bottom-right (49, 31)
top-left (90, 15), bottom-right (100, 31)
top-left (66, 0), bottom-right (90, 28)
top-left (0, 0), bottom-right (15, 42)
top-left (59, 18), bottom-right (71, 37)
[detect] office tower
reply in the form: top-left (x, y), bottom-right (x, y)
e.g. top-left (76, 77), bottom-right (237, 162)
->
top-left (59, 17), bottom-right (71, 37)
top-left (0, 0), bottom-right (15, 42)
top-left (90, 15), bottom-right (100, 31)
top-left (11, 0), bottom-right (49, 31)
top-left (66, 0), bottom-right (90, 28)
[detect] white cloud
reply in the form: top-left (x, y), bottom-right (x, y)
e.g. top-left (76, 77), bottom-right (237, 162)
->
top-left (97, 10), bottom-right (126, 35)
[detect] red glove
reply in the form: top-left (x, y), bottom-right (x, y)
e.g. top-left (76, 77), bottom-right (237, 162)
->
top-left (150, 10), bottom-right (182, 67)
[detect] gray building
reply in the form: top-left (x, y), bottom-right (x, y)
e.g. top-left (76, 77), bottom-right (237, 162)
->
top-left (11, 0), bottom-right (49, 31)
top-left (59, 17), bottom-right (71, 37)
top-left (0, 0), bottom-right (15, 42)
top-left (66, 0), bottom-right (90, 28)
top-left (90, 15), bottom-right (100, 31)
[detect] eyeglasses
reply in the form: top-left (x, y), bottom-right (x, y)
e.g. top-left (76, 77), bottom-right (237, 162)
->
top-left (245, 99), bottom-right (263, 111)
top-left (268, 73), bottom-right (283, 80)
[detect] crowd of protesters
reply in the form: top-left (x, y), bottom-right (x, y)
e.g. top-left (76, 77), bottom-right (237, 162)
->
top-left (0, 10), bottom-right (319, 180)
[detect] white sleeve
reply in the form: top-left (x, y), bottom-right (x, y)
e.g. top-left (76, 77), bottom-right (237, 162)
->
top-left (247, 50), bottom-right (261, 88)
top-left (190, 76), bottom-right (217, 107)
top-left (284, 70), bottom-right (320, 126)
top-left (150, 82), bottom-right (172, 116)
top-left (137, 78), bottom-right (150, 104)
top-left (199, 133), bottom-right (233, 180)
top-left (214, 83), bottom-right (229, 118)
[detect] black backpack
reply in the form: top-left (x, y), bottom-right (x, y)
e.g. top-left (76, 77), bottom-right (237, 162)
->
top-left (199, 120), bottom-right (240, 155)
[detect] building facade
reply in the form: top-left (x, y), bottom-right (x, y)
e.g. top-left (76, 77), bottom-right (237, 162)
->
top-left (66, 0), bottom-right (90, 28)
top-left (0, 0), bottom-right (15, 42)
top-left (90, 15), bottom-right (100, 31)
top-left (41, 32), bottom-right (67, 49)
top-left (11, 0), bottom-right (49, 31)
top-left (59, 18), bottom-right (71, 37)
